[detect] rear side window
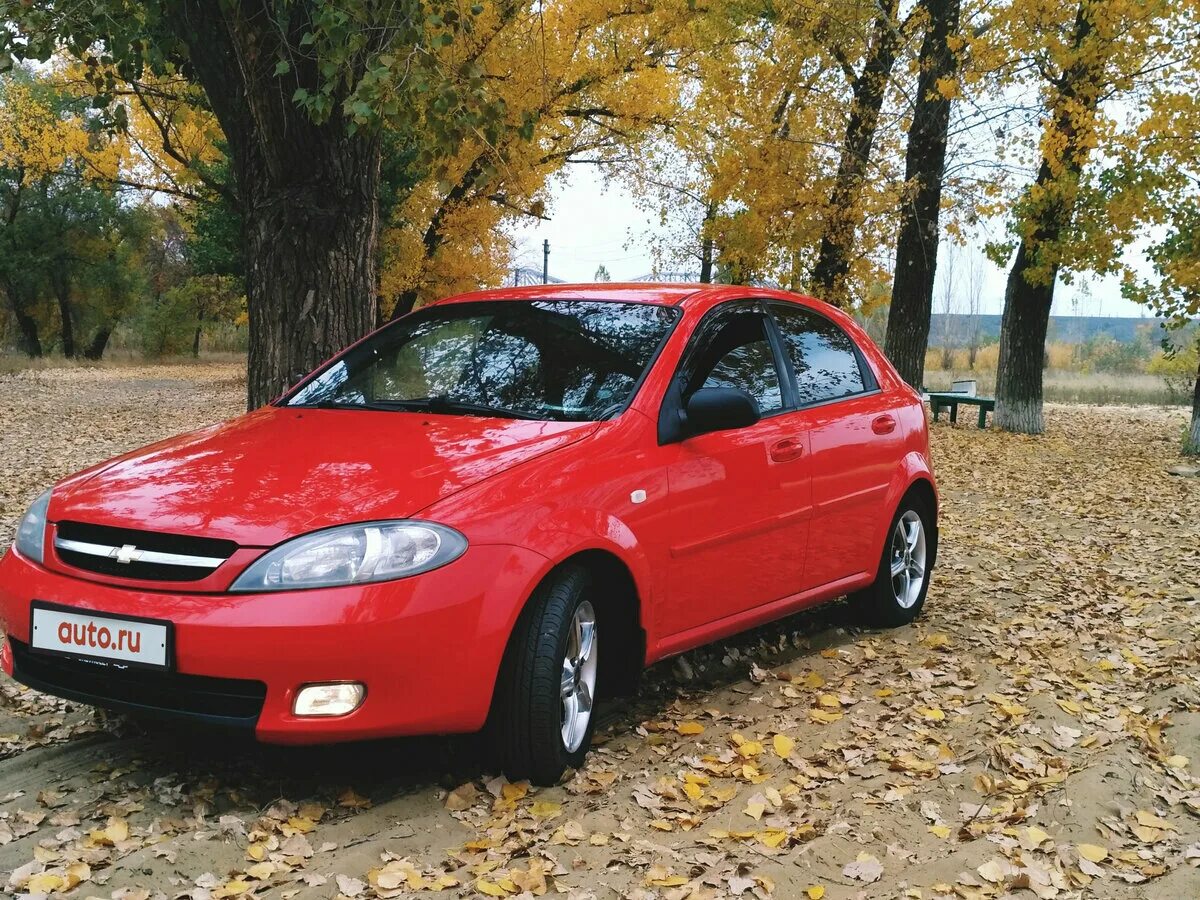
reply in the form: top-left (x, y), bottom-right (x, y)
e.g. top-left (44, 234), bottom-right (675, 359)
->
top-left (771, 305), bottom-right (869, 406)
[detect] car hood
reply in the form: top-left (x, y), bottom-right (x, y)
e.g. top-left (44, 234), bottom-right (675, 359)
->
top-left (48, 406), bottom-right (597, 546)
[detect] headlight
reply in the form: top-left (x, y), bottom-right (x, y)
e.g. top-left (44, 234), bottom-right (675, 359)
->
top-left (229, 520), bottom-right (467, 592)
top-left (14, 489), bottom-right (52, 565)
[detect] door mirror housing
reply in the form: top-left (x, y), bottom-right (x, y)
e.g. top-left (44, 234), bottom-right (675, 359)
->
top-left (684, 387), bottom-right (761, 437)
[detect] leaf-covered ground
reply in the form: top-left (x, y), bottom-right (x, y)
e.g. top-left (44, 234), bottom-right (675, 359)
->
top-left (0, 364), bottom-right (1198, 900)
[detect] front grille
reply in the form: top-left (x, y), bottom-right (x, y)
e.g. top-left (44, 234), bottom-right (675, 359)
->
top-left (9, 638), bottom-right (266, 726)
top-left (54, 521), bottom-right (237, 582)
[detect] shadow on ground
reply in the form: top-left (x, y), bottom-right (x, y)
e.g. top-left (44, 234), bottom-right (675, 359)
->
top-left (6, 597), bottom-right (867, 811)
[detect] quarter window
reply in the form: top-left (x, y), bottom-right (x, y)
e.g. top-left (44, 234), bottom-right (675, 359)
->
top-left (772, 305), bottom-right (868, 406)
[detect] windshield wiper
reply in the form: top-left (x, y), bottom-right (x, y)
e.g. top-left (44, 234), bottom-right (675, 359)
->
top-left (291, 399), bottom-right (394, 411)
top-left (373, 396), bottom-right (546, 420)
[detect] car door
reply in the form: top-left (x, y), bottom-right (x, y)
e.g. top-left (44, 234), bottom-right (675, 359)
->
top-left (657, 302), bottom-right (813, 636)
top-left (768, 302), bottom-right (903, 591)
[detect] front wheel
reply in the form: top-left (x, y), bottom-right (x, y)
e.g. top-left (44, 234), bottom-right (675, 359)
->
top-left (490, 566), bottom-right (599, 785)
top-left (851, 497), bottom-right (935, 627)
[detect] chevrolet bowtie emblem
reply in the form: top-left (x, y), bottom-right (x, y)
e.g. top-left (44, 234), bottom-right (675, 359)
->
top-left (112, 544), bottom-right (142, 564)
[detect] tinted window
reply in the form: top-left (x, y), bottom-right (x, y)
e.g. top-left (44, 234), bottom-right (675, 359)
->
top-left (288, 300), bottom-right (678, 421)
top-left (686, 310), bottom-right (783, 413)
top-left (772, 305), bottom-right (867, 405)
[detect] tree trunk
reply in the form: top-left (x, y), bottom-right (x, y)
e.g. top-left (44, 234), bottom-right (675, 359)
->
top-left (171, 2), bottom-right (380, 409)
top-left (699, 201), bottom-right (716, 283)
top-left (1185, 347), bottom-right (1200, 457)
top-left (391, 290), bottom-right (419, 320)
top-left (994, 241), bottom-right (1054, 432)
top-left (241, 149), bottom-right (380, 405)
top-left (811, 0), bottom-right (902, 306)
top-left (2, 279), bottom-right (42, 357)
top-left (994, 1), bottom-right (1098, 434)
top-left (82, 326), bottom-right (111, 360)
top-left (52, 269), bottom-right (76, 358)
top-left (884, 0), bottom-right (961, 388)
top-left (192, 311), bottom-right (203, 358)
top-left (389, 155), bottom-right (488, 322)
top-left (699, 236), bottom-right (714, 284)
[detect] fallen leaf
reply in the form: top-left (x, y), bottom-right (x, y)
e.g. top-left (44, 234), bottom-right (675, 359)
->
top-left (843, 852), bottom-right (883, 883)
top-left (1078, 843), bottom-right (1109, 864)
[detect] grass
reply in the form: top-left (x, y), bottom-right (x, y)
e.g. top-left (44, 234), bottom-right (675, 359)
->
top-left (923, 368), bottom-right (1182, 406)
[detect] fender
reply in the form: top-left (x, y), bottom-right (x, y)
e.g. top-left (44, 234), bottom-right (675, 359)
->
top-left (512, 511), bottom-right (659, 628)
top-left (422, 413), bottom-right (667, 644)
top-left (872, 449), bottom-right (938, 564)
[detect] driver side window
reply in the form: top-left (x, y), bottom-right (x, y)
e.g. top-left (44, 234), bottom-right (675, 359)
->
top-left (685, 308), bottom-right (784, 414)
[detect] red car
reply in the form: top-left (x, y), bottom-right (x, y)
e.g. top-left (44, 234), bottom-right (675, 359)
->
top-left (1, 284), bottom-right (936, 783)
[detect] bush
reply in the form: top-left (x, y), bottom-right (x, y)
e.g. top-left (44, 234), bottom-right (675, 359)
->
top-left (130, 291), bottom-right (196, 357)
top-left (129, 275), bottom-right (244, 358)
top-left (1148, 340), bottom-right (1199, 404)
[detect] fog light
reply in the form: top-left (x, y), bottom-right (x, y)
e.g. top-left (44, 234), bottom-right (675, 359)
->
top-left (293, 682), bottom-right (365, 717)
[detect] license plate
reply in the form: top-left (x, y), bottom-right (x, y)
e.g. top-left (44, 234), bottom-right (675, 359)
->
top-left (30, 602), bottom-right (172, 669)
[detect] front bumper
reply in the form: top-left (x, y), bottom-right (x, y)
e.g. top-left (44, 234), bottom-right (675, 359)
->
top-left (0, 543), bottom-right (547, 742)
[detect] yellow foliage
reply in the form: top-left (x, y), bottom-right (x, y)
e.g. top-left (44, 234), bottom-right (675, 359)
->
top-left (624, 0), bottom-right (907, 309)
top-left (379, 0), bottom-right (690, 312)
top-left (0, 64), bottom-right (127, 184)
top-left (123, 70), bottom-right (224, 193)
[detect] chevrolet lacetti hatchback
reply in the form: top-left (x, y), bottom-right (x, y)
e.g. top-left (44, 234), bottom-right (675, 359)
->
top-left (0, 284), bottom-right (936, 783)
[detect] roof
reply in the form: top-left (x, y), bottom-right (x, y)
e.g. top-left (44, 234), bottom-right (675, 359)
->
top-left (435, 282), bottom-right (707, 306)
top-left (431, 283), bottom-right (846, 325)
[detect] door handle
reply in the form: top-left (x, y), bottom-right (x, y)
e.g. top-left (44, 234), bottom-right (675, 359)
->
top-left (770, 438), bottom-right (805, 462)
top-left (872, 414), bottom-right (897, 435)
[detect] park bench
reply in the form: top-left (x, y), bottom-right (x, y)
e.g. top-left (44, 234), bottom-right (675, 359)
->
top-left (927, 391), bottom-right (995, 428)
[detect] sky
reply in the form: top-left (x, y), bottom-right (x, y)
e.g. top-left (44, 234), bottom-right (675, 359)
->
top-left (507, 166), bottom-right (1154, 319)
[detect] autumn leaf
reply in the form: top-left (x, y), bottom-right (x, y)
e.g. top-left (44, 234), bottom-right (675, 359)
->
top-left (772, 733), bottom-right (795, 758)
top-left (1078, 843), bottom-right (1109, 863)
top-left (843, 852), bottom-right (883, 883)
top-left (530, 800), bottom-right (562, 819)
top-left (445, 782), bottom-right (479, 811)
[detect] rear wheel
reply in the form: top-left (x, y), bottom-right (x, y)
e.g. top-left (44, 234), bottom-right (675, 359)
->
top-left (490, 566), bottom-right (599, 784)
top-left (851, 496), bottom-right (935, 627)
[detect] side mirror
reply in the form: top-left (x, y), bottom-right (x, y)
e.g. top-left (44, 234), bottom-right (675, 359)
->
top-left (684, 387), bottom-right (761, 436)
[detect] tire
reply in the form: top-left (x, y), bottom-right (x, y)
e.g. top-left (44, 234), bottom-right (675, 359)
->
top-left (851, 494), bottom-right (936, 628)
top-left (490, 565), bottom-right (599, 785)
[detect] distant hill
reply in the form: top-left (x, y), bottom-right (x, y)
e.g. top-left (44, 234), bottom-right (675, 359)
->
top-left (929, 314), bottom-right (1169, 346)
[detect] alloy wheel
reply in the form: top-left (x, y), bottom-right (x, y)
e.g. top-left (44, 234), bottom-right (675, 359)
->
top-left (560, 601), bottom-right (598, 752)
top-left (890, 510), bottom-right (926, 609)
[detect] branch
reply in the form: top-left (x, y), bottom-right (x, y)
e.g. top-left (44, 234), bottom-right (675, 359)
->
top-left (129, 81), bottom-right (239, 208)
top-left (486, 193), bottom-right (550, 220)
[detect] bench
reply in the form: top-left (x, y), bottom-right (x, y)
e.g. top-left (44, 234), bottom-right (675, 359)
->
top-left (928, 392), bottom-right (995, 428)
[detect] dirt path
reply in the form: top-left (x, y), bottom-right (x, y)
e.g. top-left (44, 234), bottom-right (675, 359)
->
top-left (0, 365), bottom-right (1197, 899)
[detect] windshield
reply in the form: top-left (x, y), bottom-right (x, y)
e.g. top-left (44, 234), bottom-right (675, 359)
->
top-left (286, 299), bottom-right (680, 422)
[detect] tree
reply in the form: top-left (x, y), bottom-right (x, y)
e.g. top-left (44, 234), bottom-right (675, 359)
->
top-left (1115, 86), bottom-right (1200, 453)
top-left (3, 1), bottom-right (508, 406)
top-left (0, 67), bottom-right (132, 357)
top-left (378, 0), bottom-right (686, 317)
top-left (593, 265), bottom-right (612, 282)
top-left (810, 0), bottom-right (908, 306)
top-left (624, 0), bottom-right (915, 306)
top-left (985, 0), bottom-right (1196, 433)
top-left (936, 242), bottom-right (958, 371)
top-left (964, 250), bottom-right (984, 370)
top-left (883, 0), bottom-right (962, 387)
top-left (1135, 214), bottom-right (1200, 454)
